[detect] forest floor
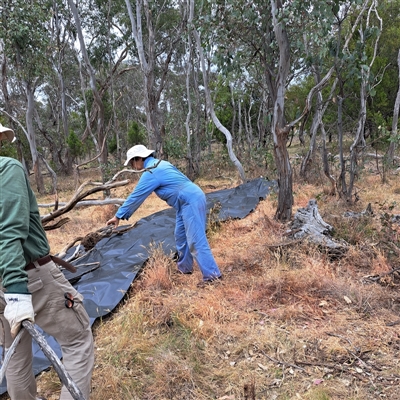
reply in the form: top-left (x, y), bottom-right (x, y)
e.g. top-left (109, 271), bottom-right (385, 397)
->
top-left (2, 149), bottom-right (400, 400)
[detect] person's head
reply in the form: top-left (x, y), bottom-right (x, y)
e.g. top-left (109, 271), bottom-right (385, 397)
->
top-left (124, 144), bottom-right (155, 169)
top-left (0, 124), bottom-right (15, 143)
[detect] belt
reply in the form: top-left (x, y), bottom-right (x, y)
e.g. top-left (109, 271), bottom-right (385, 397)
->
top-left (25, 255), bottom-right (77, 273)
top-left (25, 255), bottom-right (52, 270)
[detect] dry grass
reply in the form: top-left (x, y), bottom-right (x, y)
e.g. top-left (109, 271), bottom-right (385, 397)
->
top-left (3, 161), bottom-right (400, 400)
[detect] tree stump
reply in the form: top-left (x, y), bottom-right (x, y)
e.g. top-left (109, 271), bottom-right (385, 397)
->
top-left (287, 199), bottom-right (348, 257)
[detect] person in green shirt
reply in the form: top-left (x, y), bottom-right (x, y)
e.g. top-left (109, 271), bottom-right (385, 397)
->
top-left (0, 124), bottom-right (94, 400)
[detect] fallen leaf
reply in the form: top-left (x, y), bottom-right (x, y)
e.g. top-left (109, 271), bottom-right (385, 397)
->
top-left (343, 296), bottom-right (352, 304)
top-left (224, 385), bottom-right (233, 393)
top-left (258, 363), bottom-right (268, 371)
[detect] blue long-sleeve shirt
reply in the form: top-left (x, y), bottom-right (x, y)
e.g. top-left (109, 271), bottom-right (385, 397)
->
top-left (116, 157), bottom-right (200, 220)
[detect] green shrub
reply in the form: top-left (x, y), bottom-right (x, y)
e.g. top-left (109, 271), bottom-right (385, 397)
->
top-left (127, 121), bottom-right (146, 146)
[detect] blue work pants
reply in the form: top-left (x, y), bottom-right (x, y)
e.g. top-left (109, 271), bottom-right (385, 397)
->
top-left (174, 186), bottom-right (221, 281)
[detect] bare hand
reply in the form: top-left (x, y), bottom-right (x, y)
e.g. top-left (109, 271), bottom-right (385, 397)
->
top-left (106, 216), bottom-right (120, 228)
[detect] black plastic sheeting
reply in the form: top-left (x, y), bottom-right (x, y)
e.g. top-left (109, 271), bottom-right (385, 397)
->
top-left (0, 177), bottom-right (275, 394)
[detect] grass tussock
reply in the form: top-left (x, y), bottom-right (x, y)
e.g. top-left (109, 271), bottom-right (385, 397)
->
top-left (5, 164), bottom-right (400, 400)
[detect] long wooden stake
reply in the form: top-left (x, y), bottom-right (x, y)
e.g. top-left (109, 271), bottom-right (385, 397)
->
top-left (21, 320), bottom-right (86, 400)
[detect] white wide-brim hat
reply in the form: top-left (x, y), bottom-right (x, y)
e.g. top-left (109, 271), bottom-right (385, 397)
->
top-left (124, 145), bottom-right (155, 166)
top-left (0, 123), bottom-right (15, 142)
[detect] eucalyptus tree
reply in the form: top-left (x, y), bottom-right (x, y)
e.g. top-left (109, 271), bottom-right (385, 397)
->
top-left (345, 0), bottom-right (382, 201)
top-left (193, 23), bottom-right (246, 182)
top-left (298, 5), bottom-right (360, 190)
top-left (325, 0), bottom-right (382, 201)
top-left (46, 0), bottom-right (87, 174)
top-left (0, 0), bottom-right (53, 192)
top-left (387, 48), bottom-right (400, 165)
top-left (38, 0), bottom-right (83, 175)
top-left (200, 0), bottom-right (381, 219)
top-left (267, 0), bottom-right (379, 218)
top-left (369, 0), bottom-right (400, 166)
top-left (184, 0), bottom-right (196, 179)
top-left (64, 0), bottom-right (140, 186)
top-left (67, 0), bottom-right (107, 165)
top-left (124, 0), bottom-right (187, 155)
top-left (200, 0), bottom-right (347, 220)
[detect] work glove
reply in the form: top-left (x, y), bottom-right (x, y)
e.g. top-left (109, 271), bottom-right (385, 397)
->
top-left (4, 293), bottom-right (34, 338)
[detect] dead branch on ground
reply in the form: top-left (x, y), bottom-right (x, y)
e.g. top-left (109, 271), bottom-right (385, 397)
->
top-left (58, 223), bottom-right (137, 259)
top-left (38, 198), bottom-right (126, 209)
top-left (362, 266), bottom-right (400, 284)
top-left (41, 179), bottom-right (129, 226)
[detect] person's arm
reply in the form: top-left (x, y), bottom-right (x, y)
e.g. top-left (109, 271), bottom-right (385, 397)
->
top-left (114, 171), bottom-right (160, 220)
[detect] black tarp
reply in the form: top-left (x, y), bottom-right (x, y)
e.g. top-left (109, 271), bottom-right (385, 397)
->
top-left (0, 177), bottom-right (275, 394)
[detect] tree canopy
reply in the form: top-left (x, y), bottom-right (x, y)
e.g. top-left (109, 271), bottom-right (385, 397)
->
top-left (0, 0), bottom-right (399, 220)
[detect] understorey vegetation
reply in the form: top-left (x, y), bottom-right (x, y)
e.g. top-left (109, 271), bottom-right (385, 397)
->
top-left (1, 145), bottom-right (397, 400)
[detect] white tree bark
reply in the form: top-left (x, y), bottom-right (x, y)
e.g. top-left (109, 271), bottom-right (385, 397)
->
top-left (67, 0), bottom-right (107, 167)
top-left (347, 0), bottom-right (381, 200)
top-left (25, 80), bottom-right (45, 193)
top-left (190, 1), bottom-right (246, 183)
top-left (387, 48), bottom-right (400, 163)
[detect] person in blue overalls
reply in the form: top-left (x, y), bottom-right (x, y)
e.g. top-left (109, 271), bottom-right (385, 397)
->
top-left (106, 144), bottom-right (222, 286)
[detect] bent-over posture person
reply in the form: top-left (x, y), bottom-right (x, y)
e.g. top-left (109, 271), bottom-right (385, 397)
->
top-left (107, 144), bottom-right (222, 285)
top-left (0, 123), bottom-right (94, 400)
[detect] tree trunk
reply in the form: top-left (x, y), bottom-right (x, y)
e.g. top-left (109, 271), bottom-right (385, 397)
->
top-left (191, 13), bottom-right (246, 183)
top-left (25, 81), bottom-right (45, 193)
top-left (269, 0), bottom-right (293, 221)
top-left (387, 48), bottom-right (400, 164)
top-left (53, 0), bottom-right (72, 174)
top-left (125, 0), bottom-right (183, 157)
top-left (184, 0), bottom-right (194, 179)
top-left (321, 123), bottom-right (336, 196)
top-left (337, 95), bottom-right (347, 197)
top-left (300, 65), bottom-right (323, 181)
top-left (67, 0), bottom-right (107, 173)
top-left (347, 77), bottom-right (367, 201)
top-left (347, 3), bottom-right (381, 201)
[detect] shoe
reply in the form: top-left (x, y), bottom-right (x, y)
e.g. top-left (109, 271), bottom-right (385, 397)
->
top-left (197, 276), bottom-right (223, 288)
top-left (174, 269), bottom-right (193, 275)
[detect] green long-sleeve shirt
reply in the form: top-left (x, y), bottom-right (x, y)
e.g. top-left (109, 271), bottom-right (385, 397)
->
top-left (0, 157), bottom-right (50, 293)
